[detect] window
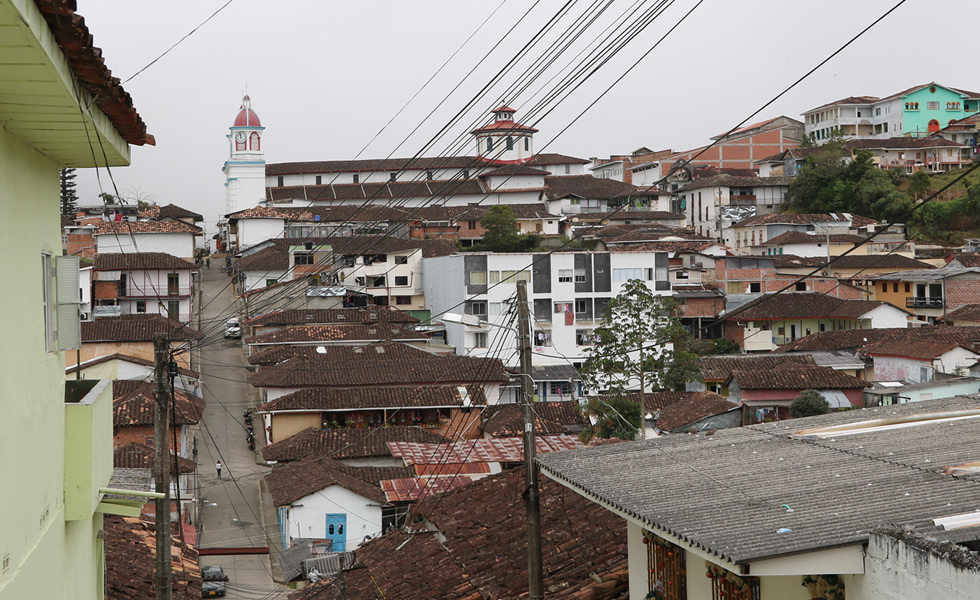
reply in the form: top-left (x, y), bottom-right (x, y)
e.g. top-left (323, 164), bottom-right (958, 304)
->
top-left (136, 300), bottom-right (146, 313)
top-left (575, 329), bottom-right (592, 346)
top-left (389, 172), bottom-right (397, 182)
top-left (574, 269), bottom-right (587, 283)
top-left (905, 282), bottom-right (911, 293)
top-left (395, 295), bottom-right (412, 305)
top-left (795, 282), bottom-right (806, 291)
top-left (613, 268), bottom-right (643, 281)
top-left (489, 302), bottom-right (504, 316)
top-left (506, 136), bottom-right (514, 151)
top-left (467, 220), bottom-right (477, 230)
top-left (881, 282), bottom-right (887, 292)
top-left (875, 107), bottom-right (881, 116)
top-left (564, 164), bottom-right (570, 175)
top-left (395, 255), bottom-right (409, 265)
top-left (749, 282), bottom-right (761, 293)
top-left (371, 276), bottom-right (386, 287)
top-left (315, 175), bottom-right (322, 185)
top-left (554, 302), bottom-right (573, 314)
top-left (250, 132), bottom-right (260, 151)
top-left (426, 170), bottom-right (434, 181)
top-left (167, 300), bottom-right (179, 321)
top-left (488, 271), bottom-right (500, 284)
top-left (676, 271), bottom-right (690, 280)
top-left (927, 101), bottom-right (940, 110)
top-left (470, 271), bottom-right (487, 285)
top-left (549, 381), bottom-right (572, 395)
top-left (646, 534), bottom-right (686, 600)
top-left (595, 298), bottom-right (610, 319)
top-left (499, 270), bottom-right (530, 284)
top-left (382, 505), bottom-right (408, 532)
top-left (893, 282), bottom-right (899, 293)
top-left (463, 169), bottom-right (470, 179)
top-left (394, 276), bottom-right (409, 286)
top-left (294, 253), bottom-right (315, 265)
top-left (277, 175), bottom-right (284, 187)
top-left (574, 299), bottom-right (588, 314)
top-left (706, 564), bottom-right (759, 600)
top-left (819, 323), bottom-right (827, 332)
top-left (353, 174), bottom-right (359, 183)
top-left (470, 301), bottom-right (487, 316)
top-left (558, 269), bottom-right (573, 283)
top-left (533, 330), bottom-right (551, 347)
top-left (524, 137), bottom-right (530, 151)
top-left (468, 331), bottom-right (489, 349)
top-left (266, 279), bottom-right (278, 287)
top-left (486, 137), bottom-right (494, 152)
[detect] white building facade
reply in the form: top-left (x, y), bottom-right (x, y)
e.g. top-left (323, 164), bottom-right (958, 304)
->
top-left (223, 95), bottom-right (266, 215)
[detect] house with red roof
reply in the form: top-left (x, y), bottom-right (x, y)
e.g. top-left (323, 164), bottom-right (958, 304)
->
top-left (865, 339), bottom-right (980, 383)
top-left (725, 363), bottom-right (868, 423)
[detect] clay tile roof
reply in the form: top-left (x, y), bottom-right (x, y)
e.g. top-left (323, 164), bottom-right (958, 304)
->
top-left (655, 392), bottom-right (736, 431)
top-left (699, 354), bottom-right (816, 382)
top-left (483, 401), bottom-right (585, 437)
top-left (95, 220), bottom-right (201, 235)
top-left (245, 307), bottom-right (419, 327)
top-left (544, 174), bottom-right (642, 200)
top-left (112, 380), bottom-right (204, 426)
top-left (94, 252), bottom-right (197, 270)
top-left (262, 427), bottom-right (450, 462)
top-left (247, 345), bottom-right (322, 366)
top-left (286, 468), bottom-right (628, 600)
top-left (258, 384), bottom-right (486, 412)
top-left (943, 304), bottom-right (980, 323)
top-left (483, 164), bottom-right (551, 176)
top-left (864, 339), bottom-right (971, 361)
top-left (104, 515), bottom-right (200, 600)
top-left (778, 326), bottom-right (980, 352)
top-left (727, 365), bottom-right (868, 390)
top-left (845, 136), bottom-right (965, 149)
top-left (728, 293), bottom-right (891, 321)
top-left (763, 231), bottom-right (866, 246)
top-left (734, 212), bottom-right (877, 227)
top-left (139, 204), bottom-right (203, 221)
top-left (248, 343), bottom-right (509, 388)
top-left (420, 238), bottom-right (457, 258)
top-left (609, 239), bottom-right (720, 253)
top-left (34, 2), bottom-right (154, 147)
top-left (226, 205), bottom-right (306, 221)
top-left (524, 152), bottom-right (590, 166)
top-left (66, 353), bottom-right (199, 378)
top-left (113, 443), bottom-right (196, 473)
top-left (244, 323), bottom-right (425, 345)
top-left (679, 174), bottom-right (795, 191)
top-left (804, 95), bottom-right (880, 113)
top-left (81, 314), bottom-right (203, 342)
top-left (236, 246), bottom-right (288, 272)
top-left (640, 391), bottom-right (688, 412)
top-left (950, 253), bottom-right (980, 267)
top-left (265, 456), bottom-right (392, 506)
top-left (774, 253), bottom-right (933, 270)
top-left (265, 156), bottom-right (481, 176)
top-left (266, 179), bottom-right (489, 203)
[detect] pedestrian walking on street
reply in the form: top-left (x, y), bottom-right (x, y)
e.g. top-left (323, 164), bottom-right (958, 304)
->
top-left (206, 258), bottom-right (210, 270)
top-left (216, 460), bottom-right (223, 479)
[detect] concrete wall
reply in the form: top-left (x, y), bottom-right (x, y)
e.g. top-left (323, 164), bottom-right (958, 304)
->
top-left (96, 231), bottom-right (195, 259)
top-left (286, 486), bottom-right (383, 550)
top-left (866, 530), bottom-right (980, 600)
top-left (238, 218), bottom-right (286, 251)
top-left (271, 413), bottom-right (322, 443)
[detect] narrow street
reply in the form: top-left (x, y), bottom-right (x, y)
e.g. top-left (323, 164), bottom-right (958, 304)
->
top-left (195, 263), bottom-right (287, 599)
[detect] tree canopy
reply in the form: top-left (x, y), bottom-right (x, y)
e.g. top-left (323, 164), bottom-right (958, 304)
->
top-left (479, 205), bottom-right (523, 251)
top-left (581, 279), bottom-right (700, 439)
top-left (789, 389), bottom-right (831, 418)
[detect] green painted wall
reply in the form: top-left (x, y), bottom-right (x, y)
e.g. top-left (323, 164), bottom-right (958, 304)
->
top-left (0, 126), bottom-right (104, 600)
top-left (902, 84), bottom-right (972, 137)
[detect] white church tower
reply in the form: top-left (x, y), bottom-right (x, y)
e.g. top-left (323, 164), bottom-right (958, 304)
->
top-left (223, 95), bottom-right (266, 215)
top-left (470, 105), bottom-right (538, 164)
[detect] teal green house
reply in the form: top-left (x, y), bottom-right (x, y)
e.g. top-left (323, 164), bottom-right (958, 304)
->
top-left (896, 83), bottom-right (980, 137)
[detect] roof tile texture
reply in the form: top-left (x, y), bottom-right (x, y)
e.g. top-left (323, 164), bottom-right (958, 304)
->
top-left (261, 426), bottom-right (450, 462)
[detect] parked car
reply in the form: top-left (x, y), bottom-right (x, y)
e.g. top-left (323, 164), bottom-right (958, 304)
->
top-left (201, 581), bottom-right (226, 597)
top-left (224, 317), bottom-right (241, 339)
top-left (201, 566), bottom-right (228, 582)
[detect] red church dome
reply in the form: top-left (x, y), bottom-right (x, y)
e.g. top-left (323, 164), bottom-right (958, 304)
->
top-left (234, 95), bottom-right (261, 127)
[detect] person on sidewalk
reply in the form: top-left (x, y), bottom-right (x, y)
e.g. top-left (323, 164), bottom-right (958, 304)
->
top-left (216, 460), bottom-right (223, 479)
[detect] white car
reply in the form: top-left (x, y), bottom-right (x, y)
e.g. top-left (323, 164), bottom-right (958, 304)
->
top-left (224, 317), bottom-right (241, 339)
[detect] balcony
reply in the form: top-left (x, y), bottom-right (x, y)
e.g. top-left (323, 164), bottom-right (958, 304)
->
top-left (729, 194), bottom-right (756, 207)
top-left (64, 380), bottom-right (113, 521)
top-left (907, 296), bottom-right (944, 309)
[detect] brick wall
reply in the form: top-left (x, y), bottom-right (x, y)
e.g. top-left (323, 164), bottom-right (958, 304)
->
top-left (945, 279), bottom-right (980, 310)
top-left (680, 297), bottom-right (725, 318)
top-left (114, 424), bottom-right (187, 454)
top-left (66, 231), bottom-right (96, 259)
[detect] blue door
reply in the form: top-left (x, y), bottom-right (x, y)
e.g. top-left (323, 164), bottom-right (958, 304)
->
top-left (325, 514), bottom-right (347, 552)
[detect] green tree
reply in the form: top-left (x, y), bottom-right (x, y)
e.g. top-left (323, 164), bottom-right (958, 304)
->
top-left (60, 168), bottom-right (78, 216)
top-left (479, 205), bottom-right (522, 251)
top-left (580, 394), bottom-right (642, 442)
top-left (99, 192), bottom-right (118, 205)
top-left (581, 279), bottom-right (699, 439)
top-left (789, 389), bottom-right (831, 418)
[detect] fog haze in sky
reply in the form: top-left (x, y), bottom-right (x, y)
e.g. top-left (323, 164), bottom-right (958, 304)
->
top-left (74, 0), bottom-right (978, 234)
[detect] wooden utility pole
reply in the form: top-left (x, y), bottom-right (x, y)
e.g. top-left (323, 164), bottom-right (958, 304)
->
top-left (516, 280), bottom-right (544, 599)
top-left (153, 333), bottom-right (173, 600)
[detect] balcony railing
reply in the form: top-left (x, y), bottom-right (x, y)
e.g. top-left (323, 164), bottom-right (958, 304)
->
top-left (907, 296), bottom-right (944, 308)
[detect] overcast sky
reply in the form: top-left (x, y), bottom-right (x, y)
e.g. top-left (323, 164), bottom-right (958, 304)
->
top-left (75, 0), bottom-right (978, 234)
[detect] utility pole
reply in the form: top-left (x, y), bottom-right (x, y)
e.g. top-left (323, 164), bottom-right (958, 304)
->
top-left (516, 280), bottom-right (544, 599)
top-left (153, 333), bottom-right (172, 600)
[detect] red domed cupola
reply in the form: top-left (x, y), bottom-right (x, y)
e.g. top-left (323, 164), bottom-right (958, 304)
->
top-left (234, 95), bottom-right (261, 127)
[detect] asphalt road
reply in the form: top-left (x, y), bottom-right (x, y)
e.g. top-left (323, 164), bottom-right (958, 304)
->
top-left (195, 264), bottom-right (288, 600)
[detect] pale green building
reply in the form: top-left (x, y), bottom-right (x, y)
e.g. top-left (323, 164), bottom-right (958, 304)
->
top-left (0, 1), bottom-right (153, 598)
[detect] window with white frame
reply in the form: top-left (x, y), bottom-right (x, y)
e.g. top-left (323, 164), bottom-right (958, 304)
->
top-left (554, 302), bottom-right (573, 314)
top-left (474, 332), bottom-right (488, 348)
top-left (488, 271), bottom-right (500, 284)
top-left (613, 268), bottom-right (644, 281)
top-left (575, 329), bottom-right (593, 346)
top-left (41, 253), bottom-right (55, 352)
top-left (499, 270), bottom-right (530, 284)
top-left (470, 301), bottom-right (487, 316)
top-left (574, 269), bottom-right (587, 283)
top-left (395, 256), bottom-right (409, 265)
top-left (470, 271), bottom-right (487, 285)
top-left (557, 269), bottom-right (573, 283)
top-left (533, 330), bottom-right (552, 347)
top-left (574, 299), bottom-right (588, 314)
top-left (549, 381), bottom-right (572, 395)
top-left (394, 276), bottom-right (409, 286)
top-left (489, 302), bottom-right (504, 316)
